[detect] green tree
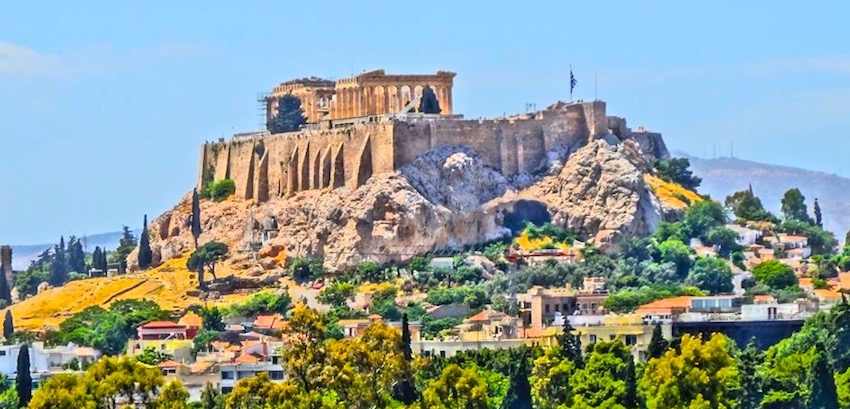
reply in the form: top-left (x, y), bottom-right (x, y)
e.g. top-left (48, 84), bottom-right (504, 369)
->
top-left (203, 179), bottom-right (236, 202)
top-left (504, 351), bottom-right (532, 409)
top-left (570, 340), bottom-right (635, 409)
top-left (28, 373), bottom-right (96, 409)
top-left (200, 306), bottom-right (226, 332)
top-left (753, 260), bottom-right (797, 289)
top-left (683, 199), bottom-right (727, 240)
top-left (394, 313), bottom-right (417, 405)
top-left (288, 256), bottom-right (325, 283)
top-left (781, 219), bottom-right (838, 256)
top-left (66, 236), bottom-right (86, 275)
top-left (191, 188), bottom-right (202, 248)
top-left (421, 364), bottom-right (489, 409)
top-left (317, 282), bottom-right (357, 307)
top-left (267, 94), bottom-right (307, 134)
top-left (558, 320), bottom-right (584, 368)
top-left (531, 346), bottom-right (574, 409)
top-left (653, 158), bottom-right (702, 190)
top-left (725, 186), bottom-right (778, 223)
top-left (49, 236), bottom-right (68, 286)
top-left (782, 188), bottom-right (812, 222)
top-left (187, 241), bottom-right (229, 286)
top-left (136, 346), bottom-right (172, 365)
top-left (115, 226), bottom-right (137, 274)
top-left (191, 329), bottom-right (220, 358)
top-left (199, 382), bottom-right (220, 409)
top-left (0, 267), bottom-right (11, 307)
top-left (154, 380), bottom-right (190, 409)
top-left (705, 226), bottom-right (742, 257)
top-left (16, 344), bottom-right (32, 408)
top-left (640, 333), bottom-right (740, 409)
top-left (2, 311), bottom-right (13, 341)
top-left (658, 239), bottom-right (693, 280)
top-left (686, 257), bottom-right (734, 295)
top-left (813, 198), bottom-right (823, 228)
top-left (647, 323), bottom-right (668, 360)
top-left (91, 247), bottom-right (103, 275)
top-left (139, 215), bottom-right (153, 270)
top-left (738, 338), bottom-right (764, 409)
top-left (808, 345), bottom-right (839, 409)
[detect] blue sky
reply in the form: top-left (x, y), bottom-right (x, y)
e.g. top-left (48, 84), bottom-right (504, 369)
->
top-left (2, 1), bottom-right (849, 244)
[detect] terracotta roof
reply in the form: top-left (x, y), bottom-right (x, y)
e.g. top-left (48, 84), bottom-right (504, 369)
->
top-left (140, 321), bottom-right (185, 329)
top-left (211, 341), bottom-right (230, 351)
top-left (839, 272), bottom-right (850, 290)
top-left (466, 309), bottom-right (506, 323)
top-left (799, 277), bottom-right (813, 287)
top-left (178, 311), bottom-right (203, 328)
top-left (635, 296), bottom-right (692, 315)
top-left (158, 360), bottom-right (182, 368)
top-left (367, 314), bottom-right (383, 320)
top-left (781, 235), bottom-right (808, 242)
top-left (190, 361), bottom-right (215, 374)
top-left (814, 289), bottom-right (843, 301)
top-left (253, 314), bottom-right (282, 329)
top-left (753, 295), bottom-right (776, 303)
top-left (235, 354), bottom-right (260, 364)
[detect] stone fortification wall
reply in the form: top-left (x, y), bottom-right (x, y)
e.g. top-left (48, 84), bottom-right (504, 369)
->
top-left (197, 101), bottom-right (610, 201)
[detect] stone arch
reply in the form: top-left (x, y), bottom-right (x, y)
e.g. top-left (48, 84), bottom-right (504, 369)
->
top-left (356, 136), bottom-right (373, 187)
top-left (299, 142), bottom-right (311, 191)
top-left (332, 143), bottom-right (345, 188)
top-left (400, 85), bottom-right (413, 110)
top-left (320, 145), bottom-right (332, 188)
top-left (287, 146), bottom-right (299, 194)
top-left (311, 147), bottom-right (321, 189)
top-left (256, 150), bottom-right (269, 202)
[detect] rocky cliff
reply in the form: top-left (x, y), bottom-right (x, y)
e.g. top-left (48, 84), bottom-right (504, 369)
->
top-left (130, 134), bottom-right (687, 273)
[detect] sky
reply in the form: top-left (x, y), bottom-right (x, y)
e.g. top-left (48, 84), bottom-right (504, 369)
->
top-left (2, 1), bottom-right (849, 244)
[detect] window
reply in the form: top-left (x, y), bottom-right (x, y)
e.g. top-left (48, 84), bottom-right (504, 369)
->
top-left (439, 351), bottom-right (446, 358)
top-left (270, 371), bottom-right (284, 380)
top-left (554, 304), bottom-right (560, 312)
top-left (591, 303), bottom-right (597, 311)
top-left (563, 303), bottom-right (569, 312)
top-left (0, 351), bottom-right (6, 356)
top-left (582, 303), bottom-right (588, 311)
top-left (271, 356), bottom-right (280, 365)
top-left (625, 335), bottom-right (638, 346)
top-left (545, 305), bottom-right (550, 313)
top-left (609, 334), bottom-right (616, 340)
top-left (589, 335), bottom-right (597, 344)
top-left (221, 371), bottom-right (235, 380)
top-left (523, 302), bottom-right (531, 309)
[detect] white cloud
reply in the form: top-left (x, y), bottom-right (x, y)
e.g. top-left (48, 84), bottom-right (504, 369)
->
top-left (0, 41), bottom-right (209, 78)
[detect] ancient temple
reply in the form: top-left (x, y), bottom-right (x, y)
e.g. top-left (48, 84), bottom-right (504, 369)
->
top-left (266, 69), bottom-right (455, 123)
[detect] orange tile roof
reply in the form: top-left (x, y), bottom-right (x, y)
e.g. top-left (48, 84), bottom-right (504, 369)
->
top-left (814, 289), bottom-right (843, 300)
top-left (466, 309), bottom-right (506, 323)
top-left (635, 296), bottom-right (692, 315)
top-left (140, 321), bottom-right (184, 329)
top-left (235, 354), bottom-right (260, 364)
top-left (158, 360), bottom-right (182, 368)
top-left (210, 341), bottom-right (230, 351)
top-left (367, 314), bottom-right (383, 320)
top-left (799, 278), bottom-right (813, 287)
top-left (253, 314), bottom-right (282, 329)
top-left (178, 311), bottom-right (202, 328)
top-left (839, 272), bottom-right (850, 290)
top-left (753, 295), bottom-right (776, 303)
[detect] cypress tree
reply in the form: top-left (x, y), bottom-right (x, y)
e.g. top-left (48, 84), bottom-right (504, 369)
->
top-left (558, 319), bottom-right (584, 368)
top-left (91, 247), bottom-right (102, 275)
top-left (2, 311), bottom-right (13, 340)
top-left (624, 354), bottom-right (639, 409)
top-left (0, 263), bottom-right (11, 306)
top-left (814, 198), bottom-right (823, 228)
top-left (100, 249), bottom-right (110, 274)
top-left (200, 382), bottom-right (219, 409)
top-left (139, 215), bottom-right (153, 270)
top-left (807, 345), bottom-right (839, 409)
top-left (191, 188), bottom-right (202, 248)
top-left (66, 236), bottom-right (86, 274)
top-left (647, 323), bottom-right (669, 360)
top-left (48, 236), bottom-right (68, 286)
top-left (738, 338), bottom-right (764, 409)
top-left (505, 349), bottom-right (533, 409)
top-left (393, 312), bottom-right (417, 404)
top-left (16, 343), bottom-right (31, 407)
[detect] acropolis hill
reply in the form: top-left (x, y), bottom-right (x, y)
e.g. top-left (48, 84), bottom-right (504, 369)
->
top-left (133, 68), bottom-right (685, 272)
top-left (199, 69), bottom-right (667, 202)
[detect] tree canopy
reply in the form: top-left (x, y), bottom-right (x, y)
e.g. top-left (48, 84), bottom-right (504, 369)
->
top-left (267, 94), bottom-right (308, 134)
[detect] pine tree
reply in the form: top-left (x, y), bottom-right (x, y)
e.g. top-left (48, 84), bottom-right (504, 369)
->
top-left (266, 94), bottom-right (307, 133)
top-left (139, 215), bottom-right (153, 270)
top-left (647, 323), bottom-right (669, 360)
top-left (401, 312), bottom-right (412, 362)
top-left (814, 198), bottom-right (823, 228)
top-left (558, 319), bottom-right (584, 368)
top-left (2, 311), bottom-right (13, 340)
top-left (199, 382), bottom-right (219, 409)
top-left (191, 188), bottom-right (202, 248)
top-left (0, 263), bottom-right (11, 306)
top-left (16, 344), bottom-right (31, 408)
top-left (100, 249), bottom-right (110, 274)
top-left (807, 345), bottom-right (839, 409)
top-left (738, 338), bottom-right (764, 409)
top-left (624, 354), bottom-right (639, 408)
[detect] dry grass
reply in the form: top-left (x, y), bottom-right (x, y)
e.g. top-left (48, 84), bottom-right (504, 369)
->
top-left (644, 175), bottom-right (702, 209)
top-left (5, 255), bottom-right (259, 331)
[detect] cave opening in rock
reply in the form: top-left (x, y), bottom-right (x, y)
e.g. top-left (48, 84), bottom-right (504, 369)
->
top-left (503, 200), bottom-right (551, 235)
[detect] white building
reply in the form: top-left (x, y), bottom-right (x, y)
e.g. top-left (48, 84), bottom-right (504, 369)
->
top-left (725, 224), bottom-right (762, 246)
top-left (219, 362), bottom-right (285, 393)
top-left (0, 342), bottom-right (99, 388)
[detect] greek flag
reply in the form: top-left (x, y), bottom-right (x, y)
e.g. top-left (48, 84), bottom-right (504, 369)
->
top-left (570, 70), bottom-right (577, 94)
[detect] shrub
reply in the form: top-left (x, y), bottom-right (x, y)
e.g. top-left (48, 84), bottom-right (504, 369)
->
top-left (201, 179), bottom-right (236, 202)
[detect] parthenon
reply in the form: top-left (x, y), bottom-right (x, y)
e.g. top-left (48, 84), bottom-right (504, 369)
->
top-left (266, 69), bottom-right (456, 123)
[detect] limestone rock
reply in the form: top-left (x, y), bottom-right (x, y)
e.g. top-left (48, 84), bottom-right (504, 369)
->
top-left (137, 137), bottom-right (683, 272)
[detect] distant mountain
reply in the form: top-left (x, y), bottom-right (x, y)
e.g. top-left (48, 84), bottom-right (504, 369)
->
top-left (9, 230), bottom-right (140, 270)
top-left (679, 152), bottom-right (850, 242)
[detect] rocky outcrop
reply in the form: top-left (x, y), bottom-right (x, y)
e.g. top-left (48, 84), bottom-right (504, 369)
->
top-left (130, 136), bottom-right (684, 272)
